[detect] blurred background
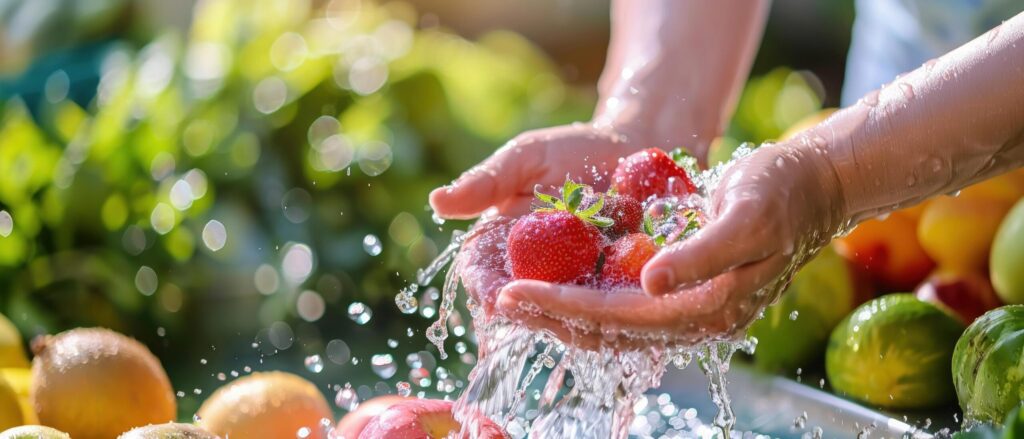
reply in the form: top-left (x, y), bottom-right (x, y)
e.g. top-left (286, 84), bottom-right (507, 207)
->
top-left (0, 0), bottom-right (854, 420)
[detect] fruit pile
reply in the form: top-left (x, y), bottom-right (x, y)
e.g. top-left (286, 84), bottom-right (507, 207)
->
top-left (0, 318), bottom-right (497, 439)
top-left (507, 148), bottom-right (703, 288)
top-left (747, 158), bottom-right (1024, 423)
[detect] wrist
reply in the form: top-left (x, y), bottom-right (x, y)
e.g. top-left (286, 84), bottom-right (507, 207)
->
top-left (592, 85), bottom-right (719, 158)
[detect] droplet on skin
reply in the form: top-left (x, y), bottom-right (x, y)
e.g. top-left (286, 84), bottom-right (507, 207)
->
top-left (861, 90), bottom-right (880, 107)
top-left (898, 83), bottom-right (914, 99)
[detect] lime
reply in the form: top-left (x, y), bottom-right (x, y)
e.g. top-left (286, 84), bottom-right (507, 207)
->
top-left (825, 294), bottom-right (964, 409)
top-left (749, 246), bottom-right (856, 372)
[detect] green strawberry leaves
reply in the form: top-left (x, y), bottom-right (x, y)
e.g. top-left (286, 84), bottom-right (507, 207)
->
top-left (670, 147), bottom-right (701, 177)
top-left (534, 178), bottom-right (614, 228)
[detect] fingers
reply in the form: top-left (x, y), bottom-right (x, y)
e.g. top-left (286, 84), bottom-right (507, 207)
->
top-left (641, 207), bottom-right (775, 296)
top-left (429, 143), bottom-right (544, 220)
top-left (497, 253), bottom-right (789, 347)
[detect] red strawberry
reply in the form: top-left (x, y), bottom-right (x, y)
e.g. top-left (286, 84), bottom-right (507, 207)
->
top-left (600, 194), bottom-right (643, 237)
top-left (507, 180), bottom-right (612, 283)
top-left (602, 233), bottom-right (659, 285)
top-left (611, 148), bottom-right (696, 201)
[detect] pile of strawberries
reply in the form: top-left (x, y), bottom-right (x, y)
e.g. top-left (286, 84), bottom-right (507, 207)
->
top-left (506, 148), bottom-right (704, 287)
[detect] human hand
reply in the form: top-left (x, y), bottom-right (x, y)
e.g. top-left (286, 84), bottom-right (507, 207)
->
top-left (429, 123), bottom-right (653, 220)
top-left (469, 141), bottom-right (845, 349)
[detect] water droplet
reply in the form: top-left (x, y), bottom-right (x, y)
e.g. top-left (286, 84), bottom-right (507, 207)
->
top-left (304, 355), bottom-right (324, 373)
top-left (150, 203), bottom-right (176, 235)
top-left (193, 413), bottom-right (201, 423)
top-left (296, 426), bottom-right (311, 439)
top-left (297, 290), bottom-right (325, 322)
top-left (789, 310), bottom-right (799, 321)
top-left (281, 188), bottom-right (313, 224)
top-left (387, 339), bottom-right (398, 348)
top-left (348, 302), bottom-right (373, 325)
top-left (396, 381), bottom-right (411, 397)
top-left (281, 243), bottom-right (314, 283)
top-left (202, 220), bottom-right (227, 251)
top-left (363, 234), bottom-right (382, 256)
top-left (170, 179), bottom-right (194, 210)
top-left (0, 211), bottom-right (12, 237)
top-left (135, 266), bottom-right (158, 296)
top-left (395, 288), bottom-right (418, 314)
top-left (326, 339), bottom-right (351, 365)
top-left (371, 354), bottom-right (397, 379)
top-left (454, 341), bottom-right (467, 354)
top-left (357, 141), bottom-right (393, 176)
top-left (431, 212), bottom-right (446, 225)
top-left (898, 83), bottom-right (914, 99)
top-left (254, 264), bottom-right (280, 295)
top-left (861, 90), bottom-right (879, 107)
top-left (775, 157), bottom-right (785, 168)
top-left (335, 384), bottom-right (359, 411)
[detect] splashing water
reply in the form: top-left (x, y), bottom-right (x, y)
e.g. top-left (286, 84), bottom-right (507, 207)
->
top-left (395, 145), bottom-right (817, 438)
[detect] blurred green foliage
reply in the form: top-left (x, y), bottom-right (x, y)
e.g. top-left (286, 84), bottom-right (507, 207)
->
top-left (0, 0), bottom-right (824, 419)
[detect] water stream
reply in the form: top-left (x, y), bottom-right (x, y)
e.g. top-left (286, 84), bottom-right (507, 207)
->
top-left (395, 146), bottom-right (794, 438)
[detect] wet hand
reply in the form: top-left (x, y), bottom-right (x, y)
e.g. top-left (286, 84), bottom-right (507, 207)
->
top-left (484, 142), bottom-right (845, 348)
top-left (429, 123), bottom-right (649, 220)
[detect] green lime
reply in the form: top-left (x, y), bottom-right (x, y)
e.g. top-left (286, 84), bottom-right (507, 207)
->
top-left (0, 426), bottom-right (70, 439)
top-left (750, 246), bottom-right (856, 372)
top-left (825, 294), bottom-right (964, 409)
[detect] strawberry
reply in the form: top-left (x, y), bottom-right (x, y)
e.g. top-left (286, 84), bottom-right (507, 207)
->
top-left (599, 193), bottom-right (643, 237)
top-left (602, 233), bottom-right (659, 285)
top-left (507, 180), bottom-right (612, 283)
top-left (611, 148), bottom-right (696, 201)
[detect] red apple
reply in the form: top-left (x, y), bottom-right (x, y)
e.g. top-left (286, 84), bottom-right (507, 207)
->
top-left (915, 268), bottom-right (1002, 324)
top-left (357, 399), bottom-right (506, 439)
top-left (333, 395), bottom-right (409, 439)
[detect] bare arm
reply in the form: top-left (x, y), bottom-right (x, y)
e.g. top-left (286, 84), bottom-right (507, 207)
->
top-left (597, 0), bottom-right (770, 160)
top-left (813, 12), bottom-right (1024, 225)
top-left (429, 0), bottom-right (770, 218)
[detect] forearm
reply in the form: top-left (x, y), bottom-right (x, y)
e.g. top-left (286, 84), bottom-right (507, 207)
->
top-left (594, 0), bottom-right (770, 157)
top-left (803, 12), bottom-right (1024, 225)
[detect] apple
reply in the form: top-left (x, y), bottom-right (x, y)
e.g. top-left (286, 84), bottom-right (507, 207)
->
top-left (333, 395), bottom-right (409, 439)
top-left (915, 268), bottom-right (1002, 324)
top-left (358, 399), bottom-right (506, 439)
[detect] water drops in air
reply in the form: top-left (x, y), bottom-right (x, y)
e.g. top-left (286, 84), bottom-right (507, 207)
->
top-left (348, 302), bottom-right (373, 325)
top-left (371, 354), bottom-right (397, 379)
top-left (335, 384), bottom-right (359, 411)
top-left (1, 211), bottom-right (17, 236)
top-left (202, 220), bottom-right (227, 251)
top-left (789, 310), bottom-right (799, 321)
top-left (362, 234), bottom-right (382, 256)
top-left (387, 339), bottom-right (398, 348)
top-left (396, 381), bottom-right (411, 397)
top-left (304, 355), bottom-right (324, 373)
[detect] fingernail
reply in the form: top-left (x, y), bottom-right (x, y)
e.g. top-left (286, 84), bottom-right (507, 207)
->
top-left (644, 268), bottom-right (675, 295)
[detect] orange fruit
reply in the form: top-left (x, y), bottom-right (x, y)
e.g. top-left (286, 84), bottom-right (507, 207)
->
top-left (197, 371), bottom-right (332, 439)
top-left (31, 328), bottom-right (176, 439)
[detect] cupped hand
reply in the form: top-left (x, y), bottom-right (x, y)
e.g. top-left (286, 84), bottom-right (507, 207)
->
top-left (465, 140), bottom-right (846, 349)
top-left (429, 123), bottom-right (650, 220)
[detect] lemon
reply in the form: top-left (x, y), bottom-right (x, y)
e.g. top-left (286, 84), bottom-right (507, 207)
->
top-left (118, 423), bottom-right (219, 438)
top-left (0, 314), bottom-right (28, 369)
top-left (0, 426), bottom-right (71, 439)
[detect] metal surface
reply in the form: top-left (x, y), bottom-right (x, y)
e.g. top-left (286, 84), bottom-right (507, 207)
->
top-left (658, 363), bottom-right (959, 438)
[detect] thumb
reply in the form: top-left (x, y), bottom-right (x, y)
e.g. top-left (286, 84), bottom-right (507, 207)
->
top-left (430, 144), bottom-right (542, 219)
